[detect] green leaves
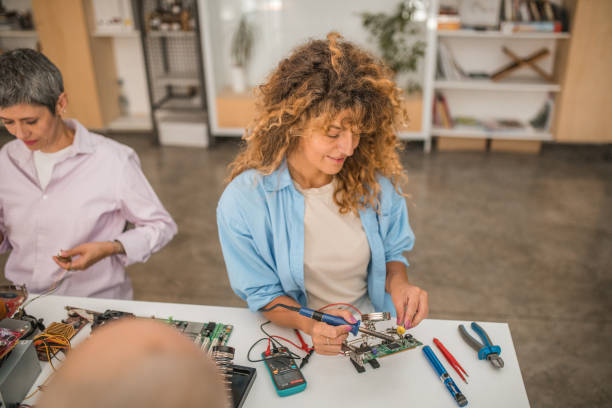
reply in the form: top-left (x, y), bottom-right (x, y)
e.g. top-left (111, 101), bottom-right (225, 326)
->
top-left (361, 1), bottom-right (425, 92)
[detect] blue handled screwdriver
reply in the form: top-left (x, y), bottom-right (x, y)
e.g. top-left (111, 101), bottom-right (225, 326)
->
top-left (423, 345), bottom-right (468, 407)
top-left (261, 303), bottom-right (395, 342)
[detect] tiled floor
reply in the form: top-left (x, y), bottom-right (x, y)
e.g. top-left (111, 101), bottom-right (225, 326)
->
top-left (2, 133), bottom-right (611, 407)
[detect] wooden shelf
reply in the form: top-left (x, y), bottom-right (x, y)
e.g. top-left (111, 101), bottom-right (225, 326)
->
top-left (432, 126), bottom-right (553, 141)
top-left (0, 30), bottom-right (38, 38)
top-left (434, 78), bottom-right (561, 92)
top-left (437, 29), bottom-right (570, 40)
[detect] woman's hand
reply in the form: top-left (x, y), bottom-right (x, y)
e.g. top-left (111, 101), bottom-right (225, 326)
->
top-left (52, 241), bottom-right (123, 271)
top-left (386, 261), bottom-right (428, 329)
top-left (389, 282), bottom-right (428, 329)
top-left (309, 308), bottom-right (356, 356)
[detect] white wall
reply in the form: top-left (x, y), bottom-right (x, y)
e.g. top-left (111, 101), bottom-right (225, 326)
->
top-left (112, 37), bottom-right (150, 116)
top-left (200, 0), bottom-right (428, 94)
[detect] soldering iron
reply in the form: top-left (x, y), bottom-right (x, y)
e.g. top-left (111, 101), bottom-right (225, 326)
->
top-left (261, 303), bottom-right (395, 342)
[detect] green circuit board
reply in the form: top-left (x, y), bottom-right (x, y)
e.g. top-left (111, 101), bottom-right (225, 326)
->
top-left (362, 335), bottom-right (422, 363)
top-left (159, 317), bottom-right (233, 351)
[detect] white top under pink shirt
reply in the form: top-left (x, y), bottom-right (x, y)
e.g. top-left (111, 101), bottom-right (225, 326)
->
top-left (0, 119), bottom-right (177, 299)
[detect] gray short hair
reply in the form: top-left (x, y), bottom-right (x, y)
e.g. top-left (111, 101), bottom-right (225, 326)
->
top-left (0, 48), bottom-right (64, 114)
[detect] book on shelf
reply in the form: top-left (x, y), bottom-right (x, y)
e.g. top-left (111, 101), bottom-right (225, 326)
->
top-left (438, 5), bottom-right (460, 30)
top-left (438, 115), bottom-right (549, 134)
top-left (436, 42), bottom-right (466, 80)
top-left (433, 93), bottom-right (453, 129)
top-left (482, 118), bottom-right (527, 131)
top-left (500, 21), bottom-right (562, 33)
top-left (501, 0), bottom-right (569, 32)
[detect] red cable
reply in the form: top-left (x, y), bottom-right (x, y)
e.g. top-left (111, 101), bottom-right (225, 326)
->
top-left (318, 302), bottom-right (362, 316)
top-left (265, 338), bottom-right (271, 356)
top-left (271, 335), bottom-right (313, 353)
top-left (294, 329), bottom-right (310, 351)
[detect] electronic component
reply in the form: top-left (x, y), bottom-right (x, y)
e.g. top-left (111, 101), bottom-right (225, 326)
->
top-left (212, 345), bottom-right (235, 394)
top-left (230, 364), bottom-right (257, 408)
top-left (34, 322), bottom-right (77, 362)
top-left (261, 303), bottom-right (422, 373)
top-left (0, 285), bottom-right (27, 319)
top-left (0, 340), bottom-right (41, 408)
top-left (62, 314), bottom-right (89, 334)
top-left (0, 318), bottom-right (31, 359)
top-left (0, 327), bottom-right (22, 360)
top-left (343, 315), bottom-right (423, 373)
top-left (262, 347), bottom-right (307, 397)
top-left (91, 309), bottom-right (135, 330)
top-left (157, 317), bottom-right (233, 354)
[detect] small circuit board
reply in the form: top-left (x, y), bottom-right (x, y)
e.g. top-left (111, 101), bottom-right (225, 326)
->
top-left (157, 317), bottom-right (233, 353)
top-left (342, 312), bottom-right (424, 373)
top-left (361, 334), bottom-right (422, 364)
top-left (0, 327), bottom-right (23, 359)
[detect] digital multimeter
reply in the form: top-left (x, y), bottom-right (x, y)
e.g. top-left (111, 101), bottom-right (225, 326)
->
top-left (262, 347), bottom-right (307, 397)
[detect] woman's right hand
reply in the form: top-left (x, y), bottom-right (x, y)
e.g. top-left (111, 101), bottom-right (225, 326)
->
top-left (309, 308), bottom-right (357, 355)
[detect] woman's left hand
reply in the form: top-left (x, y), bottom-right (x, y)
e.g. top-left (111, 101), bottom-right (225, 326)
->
top-left (390, 282), bottom-right (428, 329)
top-left (52, 241), bottom-right (120, 271)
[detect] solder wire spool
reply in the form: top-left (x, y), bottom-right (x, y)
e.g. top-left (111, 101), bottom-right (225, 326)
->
top-left (211, 345), bottom-right (235, 398)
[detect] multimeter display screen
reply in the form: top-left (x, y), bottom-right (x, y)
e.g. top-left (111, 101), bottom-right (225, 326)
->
top-left (267, 356), bottom-right (305, 390)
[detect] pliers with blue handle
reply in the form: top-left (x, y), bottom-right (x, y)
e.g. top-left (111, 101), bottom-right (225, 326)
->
top-left (458, 322), bottom-right (504, 368)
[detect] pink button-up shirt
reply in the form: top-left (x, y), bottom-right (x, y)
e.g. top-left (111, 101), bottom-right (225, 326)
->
top-left (0, 119), bottom-right (177, 299)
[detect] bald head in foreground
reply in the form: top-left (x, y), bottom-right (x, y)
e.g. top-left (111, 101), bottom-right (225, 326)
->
top-left (37, 318), bottom-right (229, 408)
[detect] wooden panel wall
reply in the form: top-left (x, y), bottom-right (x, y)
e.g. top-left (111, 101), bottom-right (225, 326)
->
top-left (553, 0), bottom-right (612, 142)
top-left (32, 0), bottom-right (119, 129)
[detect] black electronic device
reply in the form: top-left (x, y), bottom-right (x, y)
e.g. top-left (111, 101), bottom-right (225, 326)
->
top-left (262, 347), bottom-right (306, 397)
top-left (230, 364), bottom-right (257, 408)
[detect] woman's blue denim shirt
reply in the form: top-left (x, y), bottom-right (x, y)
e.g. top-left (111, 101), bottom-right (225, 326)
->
top-left (216, 163), bottom-right (414, 315)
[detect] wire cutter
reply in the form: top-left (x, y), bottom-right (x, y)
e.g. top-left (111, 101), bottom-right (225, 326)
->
top-left (458, 322), bottom-right (504, 368)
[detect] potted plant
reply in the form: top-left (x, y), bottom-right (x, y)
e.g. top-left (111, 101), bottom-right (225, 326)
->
top-left (230, 16), bottom-right (254, 93)
top-left (361, 0), bottom-right (426, 93)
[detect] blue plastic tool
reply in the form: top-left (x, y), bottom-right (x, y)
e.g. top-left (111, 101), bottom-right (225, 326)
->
top-left (458, 322), bottom-right (504, 368)
top-left (423, 345), bottom-right (468, 407)
top-left (297, 307), bottom-right (360, 335)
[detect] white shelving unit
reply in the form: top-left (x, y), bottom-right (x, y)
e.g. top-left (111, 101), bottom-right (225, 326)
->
top-left (437, 29), bottom-right (570, 39)
top-left (89, 0), bottom-right (152, 132)
top-left (434, 78), bottom-right (561, 92)
top-left (432, 126), bottom-right (552, 141)
top-left (420, 0), bottom-right (570, 150)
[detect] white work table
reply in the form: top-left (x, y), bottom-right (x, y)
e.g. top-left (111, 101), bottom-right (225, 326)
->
top-left (23, 295), bottom-right (530, 407)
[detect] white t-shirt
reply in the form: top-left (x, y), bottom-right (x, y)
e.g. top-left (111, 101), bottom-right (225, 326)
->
top-left (295, 180), bottom-right (371, 310)
top-left (33, 146), bottom-right (72, 190)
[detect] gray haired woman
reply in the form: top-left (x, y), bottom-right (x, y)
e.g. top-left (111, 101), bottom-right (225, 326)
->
top-left (0, 48), bottom-right (177, 299)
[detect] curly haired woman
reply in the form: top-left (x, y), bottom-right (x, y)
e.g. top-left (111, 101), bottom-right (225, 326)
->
top-left (217, 33), bottom-right (428, 355)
